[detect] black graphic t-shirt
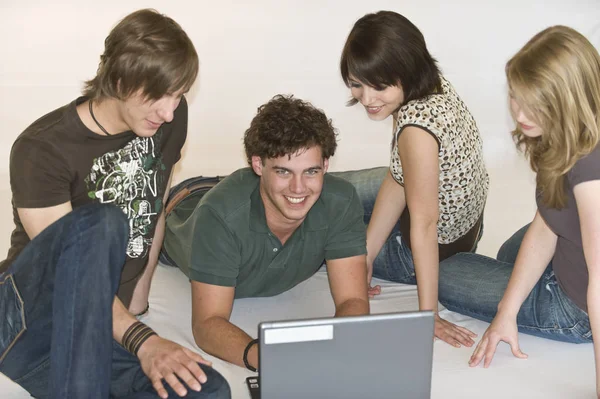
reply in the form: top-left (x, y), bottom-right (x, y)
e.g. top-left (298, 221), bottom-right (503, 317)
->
top-left (2, 96), bottom-right (187, 307)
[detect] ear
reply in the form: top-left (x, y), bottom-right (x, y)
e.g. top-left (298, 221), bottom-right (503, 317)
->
top-left (251, 156), bottom-right (264, 176)
top-left (323, 158), bottom-right (329, 174)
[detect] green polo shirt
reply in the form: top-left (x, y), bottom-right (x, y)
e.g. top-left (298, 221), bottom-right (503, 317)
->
top-left (163, 167), bottom-right (367, 298)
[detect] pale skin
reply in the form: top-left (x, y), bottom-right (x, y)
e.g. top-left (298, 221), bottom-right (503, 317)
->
top-left (190, 148), bottom-right (370, 370)
top-left (14, 92), bottom-right (213, 399)
top-left (350, 78), bottom-right (477, 347)
top-left (470, 182), bottom-right (600, 397)
top-left (474, 93), bottom-right (599, 396)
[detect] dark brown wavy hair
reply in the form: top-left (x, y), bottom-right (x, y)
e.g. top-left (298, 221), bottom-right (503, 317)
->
top-left (83, 9), bottom-right (198, 101)
top-left (244, 95), bottom-right (338, 164)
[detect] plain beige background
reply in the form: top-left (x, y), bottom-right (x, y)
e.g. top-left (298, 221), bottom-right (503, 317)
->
top-left (1, 2), bottom-right (600, 397)
top-left (1, 0), bottom-right (599, 182)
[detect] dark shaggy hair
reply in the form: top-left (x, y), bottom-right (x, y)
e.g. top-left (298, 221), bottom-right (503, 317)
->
top-left (340, 11), bottom-right (441, 106)
top-left (83, 8), bottom-right (198, 101)
top-left (244, 94), bottom-right (338, 164)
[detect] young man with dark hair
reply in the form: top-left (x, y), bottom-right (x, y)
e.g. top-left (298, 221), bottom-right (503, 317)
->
top-left (162, 94), bottom-right (372, 371)
top-left (0, 9), bottom-right (230, 399)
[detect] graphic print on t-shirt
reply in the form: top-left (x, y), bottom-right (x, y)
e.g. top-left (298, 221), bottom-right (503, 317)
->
top-left (85, 133), bottom-right (166, 259)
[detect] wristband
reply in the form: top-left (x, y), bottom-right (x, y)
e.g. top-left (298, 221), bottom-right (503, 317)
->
top-left (134, 302), bottom-right (150, 319)
top-left (122, 321), bottom-right (157, 356)
top-left (243, 338), bottom-right (259, 372)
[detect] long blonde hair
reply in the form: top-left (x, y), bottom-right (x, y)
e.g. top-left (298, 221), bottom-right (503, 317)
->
top-left (506, 25), bottom-right (600, 208)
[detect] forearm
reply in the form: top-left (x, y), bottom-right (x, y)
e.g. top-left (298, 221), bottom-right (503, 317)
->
top-left (410, 220), bottom-right (440, 311)
top-left (366, 171), bottom-right (406, 262)
top-left (113, 297), bottom-right (139, 344)
top-left (193, 316), bottom-right (258, 369)
top-left (588, 279), bottom-right (600, 392)
top-left (498, 216), bottom-right (556, 317)
top-left (334, 297), bottom-right (370, 317)
top-left (130, 174), bottom-right (172, 313)
top-left (129, 212), bottom-right (165, 313)
top-left (148, 211), bottom-right (166, 269)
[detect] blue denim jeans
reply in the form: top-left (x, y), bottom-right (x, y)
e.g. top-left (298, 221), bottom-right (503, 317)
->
top-left (0, 203), bottom-right (231, 398)
top-left (438, 224), bottom-right (593, 343)
top-left (330, 167), bottom-right (418, 284)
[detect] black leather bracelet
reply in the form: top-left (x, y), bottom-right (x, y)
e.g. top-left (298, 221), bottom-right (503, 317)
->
top-left (134, 302), bottom-right (150, 318)
top-left (243, 338), bottom-right (259, 372)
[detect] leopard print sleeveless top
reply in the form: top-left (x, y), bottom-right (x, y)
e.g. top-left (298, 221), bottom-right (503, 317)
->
top-left (390, 76), bottom-right (488, 244)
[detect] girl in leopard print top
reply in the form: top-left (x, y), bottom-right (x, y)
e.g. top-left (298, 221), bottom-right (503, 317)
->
top-left (340, 10), bottom-right (489, 348)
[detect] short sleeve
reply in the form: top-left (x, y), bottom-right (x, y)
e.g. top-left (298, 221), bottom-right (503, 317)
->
top-left (10, 137), bottom-right (72, 208)
top-left (324, 188), bottom-right (367, 260)
top-left (569, 146), bottom-right (600, 187)
top-left (188, 205), bottom-right (241, 286)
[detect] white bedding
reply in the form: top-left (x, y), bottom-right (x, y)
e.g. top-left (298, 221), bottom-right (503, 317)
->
top-left (1, 159), bottom-right (596, 398)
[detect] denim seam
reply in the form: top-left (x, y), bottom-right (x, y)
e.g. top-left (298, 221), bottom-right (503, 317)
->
top-left (13, 356), bottom-right (50, 385)
top-left (0, 274), bottom-right (27, 364)
top-left (546, 279), bottom-right (577, 329)
top-left (546, 275), bottom-right (592, 339)
top-left (60, 216), bottom-right (84, 396)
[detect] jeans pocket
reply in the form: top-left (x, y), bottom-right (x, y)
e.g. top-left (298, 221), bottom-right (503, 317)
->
top-left (0, 274), bottom-right (27, 364)
top-left (572, 319), bottom-right (593, 342)
top-left (386, 235), bottom-right (416, 284)
top-left (546, 278), bottom-right (592, 342)
top-left (397, 238), bottom-right (416, 277)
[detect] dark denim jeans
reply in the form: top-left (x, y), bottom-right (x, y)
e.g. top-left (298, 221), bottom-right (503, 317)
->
top-left (0, 203), bottom-right (231, 398)
top-left (439, 224), bottom-right (593, 343)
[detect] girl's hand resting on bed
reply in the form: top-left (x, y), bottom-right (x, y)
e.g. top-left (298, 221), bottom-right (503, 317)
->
top-left (435, 314), bottom-right (477, 347)
top-left (469, 313), bottom-right (527, 368)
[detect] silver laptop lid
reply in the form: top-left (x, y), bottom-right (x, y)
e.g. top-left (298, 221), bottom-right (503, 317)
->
top-left (259, 311), bottom-right (434, 399)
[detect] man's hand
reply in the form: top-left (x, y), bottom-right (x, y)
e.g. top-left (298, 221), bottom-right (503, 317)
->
top-left (366, 258), bottom-right (381, 298)
top-left (137, 335), bottom-right (213, 399)
top-left (469, 313), bottom-right (527, 368)
top-left (434, 314), bottom-right (477, 348)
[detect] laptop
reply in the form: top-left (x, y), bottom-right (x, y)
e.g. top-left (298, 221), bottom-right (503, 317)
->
top-left (249, 311), bottom-right (434, 399)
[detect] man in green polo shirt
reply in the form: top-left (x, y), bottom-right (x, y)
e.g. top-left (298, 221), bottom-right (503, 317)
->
top-left (162, 94), bottom-right (371, 371)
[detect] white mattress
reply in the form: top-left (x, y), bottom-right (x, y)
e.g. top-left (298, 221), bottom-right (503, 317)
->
top-left (1, 158), bottom-right (596, 398)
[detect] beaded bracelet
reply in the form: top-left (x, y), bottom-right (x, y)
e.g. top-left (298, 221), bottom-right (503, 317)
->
top-left (134, 302), bottom-right (150, 319)
top-left (122, 321), bottom-right (157, 356)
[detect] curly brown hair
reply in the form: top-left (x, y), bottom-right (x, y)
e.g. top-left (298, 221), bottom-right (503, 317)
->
top-left (244, 95), bottom-right (338, 164)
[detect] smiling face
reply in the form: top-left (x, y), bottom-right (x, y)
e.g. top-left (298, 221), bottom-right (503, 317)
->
top-left (252, 146), bottom-right (328, 230)
top-left (348, 76), bottom-right (405, 121)
top-left (117, 89), bottom-right (186, 138)
top-left (509, 92), bottom-right (543, 138)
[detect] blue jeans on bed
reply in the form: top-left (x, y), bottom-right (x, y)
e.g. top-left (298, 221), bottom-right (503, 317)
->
top-left (0, 203), bottom-right (230, 399)
top-left (438, 224), bottom-right (592, 343)
top-left (331, 167), bottom-right (418, 284)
